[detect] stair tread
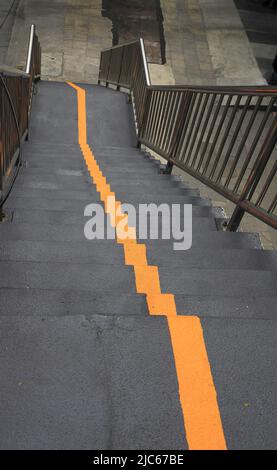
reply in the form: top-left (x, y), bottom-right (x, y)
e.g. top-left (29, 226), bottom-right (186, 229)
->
top-left (0, 288), bottom-right (148, 316)
top-left (0, 222), bottom-right (262, 247)
top-left (114, 193), bottom-right (210, 205)
top-left (159, 266), bottom-right (277, 296)
top-left (0, 313), bottom-right (186, 450)
top-left (21, 168), bottom-right (196, 189)
top-left (174, 294), bottom-right (277, 319)
top-left (0, 260), bottom-right (136, 293)
top-left (0, 240), bottom-right (276, 270)
top-left (0, 260), bottom-right (275, 297)
top-left (11, 185), bottom-right (199, 199)
top-left (5, 206), bottom-right (215, 224)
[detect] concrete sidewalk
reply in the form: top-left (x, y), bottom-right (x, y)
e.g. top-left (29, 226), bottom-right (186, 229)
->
top-left (5, 0), bottom-right (265, 86)
top-left (0, 0), bottom-right (19, 64)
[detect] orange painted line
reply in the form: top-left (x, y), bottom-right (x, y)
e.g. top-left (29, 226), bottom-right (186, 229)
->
top-left (134, 265), bottom-right (161, 294)
top-left (147, 293), bottom-right (177, 316)
top-left (67, 81), bottom-right (227, 451)
top-left (124, 244), bottom-right (147, 266)
top-left (168, 316), bottom-right (227, 450)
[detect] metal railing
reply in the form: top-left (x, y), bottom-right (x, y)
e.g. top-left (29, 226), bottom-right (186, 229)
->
top-left (0, 24), bottom-right (41, 211)
top-left (98, 39), bottom-right (277, 231)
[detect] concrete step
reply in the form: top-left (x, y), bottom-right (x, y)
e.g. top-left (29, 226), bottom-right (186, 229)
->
top-left (159, 267), bottom-right (277, 297)
top-left (0, 223), bottom-right (261, 248)
top-left (23, 144), bottom-right (81, 152)
top-left (24, 143), bottom-right (143, 161)
top-left (114, 186), bottom-right (200, 197)
top-left (9, 186), bottom-right (200, 202)
top-left (6, 199), bottom-right (214, 217)
top-left (0, 260), bottom-right (136, 293)
top-left (1, 287), bottom-right (275, 320)
top-left (21, 163), bottom-right (202, 198)
top-left (18, 168), bottom-right (199, 190)
top-left (0, 240), bottom-right (275, 271)
top-left (114, 193), bottom-right (211, 206)
top-left (21, 161), bottom-right (165, 178)
top-left (0, 288), bottom-right (147, 316)
top-left (83, 153), bottom-right (159, 166)
top-left (0, 240), bottom-right (124, 265)
top-left (24, 142), bottom-right (138, 152)
top-left (22, 161), bottom-right (195, 189)
top-left (24, 157), bottom-right (85, 170)
top-left (23, 148), bottom-right (143, 159)
top-left (105, 174), bottom-right (199, 190)
top-left (0, 260), bottom-right (275, 297)
top-left (9, 188), bottom-right (98, 202)
top-left (94, 150), bottom-right (146, 157)
top-left (89, 160), bottom-right (163, 170)
top-left (93, 167), bottom-right (165, 176)
top-left (94, 153), bottom-right (158, 162)
top-left (13, 175), bottom-right (90, 191)
top-left (174, 294), bottom-right (277, 320)
top-left (0, 314), bottom-right (186, 450)
top-left (93, 146), bottom-right (144, 153)
top-left (147, 246), bottom-right (277, 271)
top-left (5, 208), bottom-right (216, 229)
top-left (20, 167), bottom-right (85, 177)
top-left (6, 197), bottom-right (101, 212)
top-left (93, 162), bottom-right (165, 173)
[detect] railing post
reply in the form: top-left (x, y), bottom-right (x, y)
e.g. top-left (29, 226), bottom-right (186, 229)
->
top-left (106, 49), bottom-right (112, 87)
top-left (0, 80), bottom-right (3, 196)
top-left (117, 46), bottom-right (125, 91)
top-left (96, 39), bottom-right (277, 231)
top-left (137, 87), bottom-right (151, 144)
top-left (98, 53), bottom-right (102, 85)
top-left (139, 38), bottom-right (151, 87)
top-left (227, 206), bottom-right (246, 232)
top-left (227, 118), bottom-right (277, 231)
top-left (26, 24), bottom-right (35, 75)
top-left (164, 161), bottom-right (174, 175)
top-left (0, 142), bottom-right (3, 201)
top-left (169, 90), bottom-right (192, 165)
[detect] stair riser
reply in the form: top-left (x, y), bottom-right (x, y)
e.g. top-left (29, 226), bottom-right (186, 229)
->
top-left (0, 261), bottom-right (136, 293)
top-left (8, 211), bottom-right (216, 230)
top-left (0, 223), bottom-right (262, 248)
top-left (0, 289), bottom-right (148, 316)
top-left (175, 295), bottom-right (277, 319)
top-left (159, 268), bottom-right (277, 297)
top-left (6, 198), bottom-right (213, 212)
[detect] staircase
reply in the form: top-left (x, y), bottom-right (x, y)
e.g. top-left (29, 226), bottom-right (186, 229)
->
top-left (0, 80), bottom-right (276, 450)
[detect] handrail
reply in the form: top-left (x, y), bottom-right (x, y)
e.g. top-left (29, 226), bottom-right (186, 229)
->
top-left (98, 39), bottom-right (277, 231)
top-left (0, 65), bottom-right (29, 77)
top-left (0, 24), bottom-right (41, 212)
top-left (26, 23), bottom-right (35, 75)
top-left (101, 40), bottom-right (140, 52)
top-left (139, 38), bottom-right (151, 87)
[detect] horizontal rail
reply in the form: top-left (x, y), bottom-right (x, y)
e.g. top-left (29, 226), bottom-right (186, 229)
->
top-left (0, 24), bottom-right (41, 210)
top-left (99, 39), bottom-right (277, 231)
top-left (101, 40), bottom-right (140, 52)
top-left (0, 65), bottom-right (29, 77)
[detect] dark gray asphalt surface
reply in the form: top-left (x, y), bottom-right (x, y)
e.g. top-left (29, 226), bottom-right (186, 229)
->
top-left (0, 81), bottom-right (276, 449)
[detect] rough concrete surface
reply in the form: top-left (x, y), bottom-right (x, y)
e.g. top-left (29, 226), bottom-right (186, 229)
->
top-left (0, 81), bottom-right (276, 449)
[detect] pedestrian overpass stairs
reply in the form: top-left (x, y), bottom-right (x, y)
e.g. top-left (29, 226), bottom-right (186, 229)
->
top-left (0, 81), bottom-right (276, 450)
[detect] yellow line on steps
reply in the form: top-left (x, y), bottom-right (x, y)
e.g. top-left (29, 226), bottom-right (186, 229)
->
top-left (67, 81), bottom-right (227, 451)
